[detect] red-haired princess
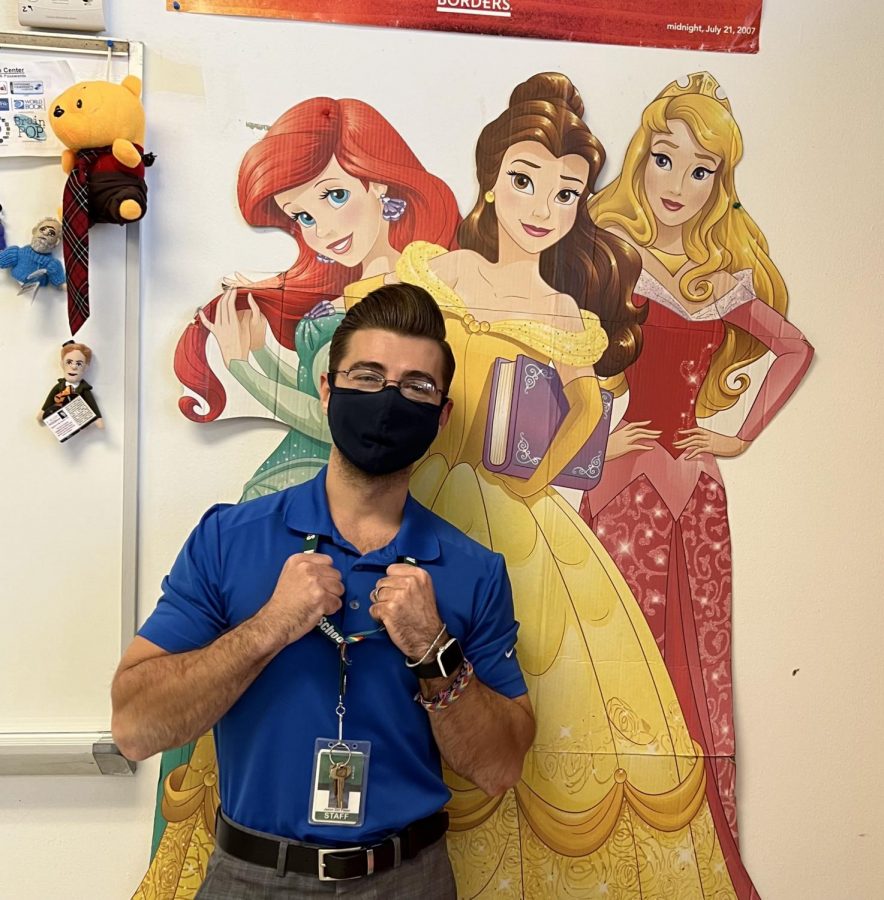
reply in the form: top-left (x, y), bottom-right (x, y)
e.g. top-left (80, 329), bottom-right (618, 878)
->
top-left (138, 98), bottom-right (459, 899)
top-left (581, 73), bottom-right (814, 899)
top-left (175, 95), bottom-right (459, 496)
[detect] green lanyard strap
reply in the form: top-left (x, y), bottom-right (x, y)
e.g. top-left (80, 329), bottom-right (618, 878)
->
top-left (303, 532), bottom-right (419, 741)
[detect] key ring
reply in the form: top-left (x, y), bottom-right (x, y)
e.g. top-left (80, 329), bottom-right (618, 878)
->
top-left (328, 742), bottom-right (352, 768)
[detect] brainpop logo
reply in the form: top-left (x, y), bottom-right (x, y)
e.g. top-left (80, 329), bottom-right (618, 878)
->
top-left (436, 0), bottom-right (512, 18)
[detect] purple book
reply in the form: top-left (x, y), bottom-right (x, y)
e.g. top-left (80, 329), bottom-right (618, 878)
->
top-left (482, 355), bottom-right (613, 491)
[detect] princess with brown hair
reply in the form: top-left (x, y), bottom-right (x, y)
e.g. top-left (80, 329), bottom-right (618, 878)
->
top-left (399, 72), bottom-right (742, 897)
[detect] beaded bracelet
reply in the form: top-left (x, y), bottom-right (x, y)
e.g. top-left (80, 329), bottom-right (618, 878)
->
top-left (414, 660), bottom-right (474, 712)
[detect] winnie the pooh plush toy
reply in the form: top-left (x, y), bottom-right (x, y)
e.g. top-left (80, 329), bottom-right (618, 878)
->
top-left (49, 75), bottom-right (154, 334)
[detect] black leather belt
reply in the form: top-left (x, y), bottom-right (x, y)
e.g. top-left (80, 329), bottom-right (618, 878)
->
top-left (216, 809), bottom-right (449, 881)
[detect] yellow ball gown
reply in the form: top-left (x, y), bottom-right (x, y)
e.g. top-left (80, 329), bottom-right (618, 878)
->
top-left (399, 241), bottom-right (738, 899)
top-left (134, 733), bottom-right (218, 899)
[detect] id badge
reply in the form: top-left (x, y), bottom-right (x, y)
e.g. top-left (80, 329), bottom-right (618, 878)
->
top-left (308, 738), bottom-right (371, 827)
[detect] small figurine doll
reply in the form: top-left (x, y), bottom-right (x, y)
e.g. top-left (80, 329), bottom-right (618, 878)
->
top-left (0, 217), bottom-right (66, 297)
top-left (38, 341), bottom-right (103, 433)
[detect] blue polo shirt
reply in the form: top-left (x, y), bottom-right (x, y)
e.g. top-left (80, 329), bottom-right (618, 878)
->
top-left (138, 467), bottom-right (526, 846)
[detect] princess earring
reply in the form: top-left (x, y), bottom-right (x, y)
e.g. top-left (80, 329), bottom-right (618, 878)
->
top-left (380, 194), bottom-right (407, 222)
top-left (484, 190), bottom-right (495, 204)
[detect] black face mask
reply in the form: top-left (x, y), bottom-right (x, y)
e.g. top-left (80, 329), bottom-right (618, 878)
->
top-left (327, 385), bottom-right (444, 476)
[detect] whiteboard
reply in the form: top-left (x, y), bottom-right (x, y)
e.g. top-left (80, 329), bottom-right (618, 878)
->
top-left (0, 32), bottom-right (141, 775)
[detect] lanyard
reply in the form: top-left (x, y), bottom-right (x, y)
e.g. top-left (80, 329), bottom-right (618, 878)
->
top-left (303, 532), bottom-right (417, 742)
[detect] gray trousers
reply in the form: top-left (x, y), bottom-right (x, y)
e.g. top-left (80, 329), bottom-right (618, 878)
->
top-left (194, 836), bottom-right (457, 899)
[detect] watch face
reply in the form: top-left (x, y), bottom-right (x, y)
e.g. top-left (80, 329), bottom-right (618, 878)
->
top-left (414, 638), bottom-right (464, 679)
top-left (438, 639), bottom-right (464, 678)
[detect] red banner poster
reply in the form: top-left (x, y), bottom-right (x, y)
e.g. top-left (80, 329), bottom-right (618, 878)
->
top-left (167, 0), bottom-right (762, 53)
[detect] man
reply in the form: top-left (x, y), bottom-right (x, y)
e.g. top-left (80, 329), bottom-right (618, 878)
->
top-left (112, 283), bottom-right (535, 898)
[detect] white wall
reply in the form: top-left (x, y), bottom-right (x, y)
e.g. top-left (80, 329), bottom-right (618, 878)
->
top-left (1, 2), bottom-right (882, 897)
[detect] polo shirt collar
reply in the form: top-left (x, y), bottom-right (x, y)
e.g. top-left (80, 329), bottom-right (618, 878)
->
top-left (282, 467), bottom-right (440, 563)
top-left (395, 494), bottom-right (440, 563)
top-left (281, 465), bottom-right (334, 537)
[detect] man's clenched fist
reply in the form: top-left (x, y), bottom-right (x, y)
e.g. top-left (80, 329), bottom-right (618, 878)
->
top-left (369, 564), bottom-right (444, 660)
top-left (259, 553), bottom-right (344, 647)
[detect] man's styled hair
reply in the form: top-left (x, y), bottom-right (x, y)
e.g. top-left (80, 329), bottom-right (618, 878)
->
top-left (329, 283), bottom-right (456, 392)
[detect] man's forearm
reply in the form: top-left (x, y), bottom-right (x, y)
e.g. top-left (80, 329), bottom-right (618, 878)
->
top-left (424, 679), bottom-right (534, 796)
top-left (111, 612), bottom-right (285, 761)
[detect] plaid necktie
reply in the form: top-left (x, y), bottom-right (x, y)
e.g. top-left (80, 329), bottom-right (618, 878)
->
top-left (62, 147), bottom-right (105, 335)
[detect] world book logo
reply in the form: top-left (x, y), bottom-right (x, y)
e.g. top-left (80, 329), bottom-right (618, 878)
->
top-left (436, 0), bottom-right (512, 18)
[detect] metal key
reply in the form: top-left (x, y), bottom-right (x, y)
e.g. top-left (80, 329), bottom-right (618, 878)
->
top-left (329, 762), bottom-right (352, 809)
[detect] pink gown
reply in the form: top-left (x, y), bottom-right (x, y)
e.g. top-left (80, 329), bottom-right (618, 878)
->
top-left (580, 268), bottom-right (813, 900)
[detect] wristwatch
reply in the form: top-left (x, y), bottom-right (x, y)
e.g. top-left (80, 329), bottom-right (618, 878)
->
top-left (413, 637), bottom-right (464, 680)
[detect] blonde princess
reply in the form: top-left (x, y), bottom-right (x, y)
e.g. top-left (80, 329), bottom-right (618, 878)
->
top-left (583, 73), bottom-right (813, 900)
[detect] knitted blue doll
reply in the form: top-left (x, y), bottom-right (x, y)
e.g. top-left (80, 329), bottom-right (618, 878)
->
top-left (0, 217), bottom-right (65, 292)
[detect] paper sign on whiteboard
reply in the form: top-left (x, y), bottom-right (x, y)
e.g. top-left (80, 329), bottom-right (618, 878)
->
top-left (19, 0), bottom-right (107, 33)
top-left (0, 59), bottom-right (74, 157)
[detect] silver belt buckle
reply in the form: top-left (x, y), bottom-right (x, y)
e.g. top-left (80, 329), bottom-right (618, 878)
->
top-left (317, 846), bottom-right (363, 881)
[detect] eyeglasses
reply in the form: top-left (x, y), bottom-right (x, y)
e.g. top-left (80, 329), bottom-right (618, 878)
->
top-left (330, 367), bottom-right (444, 405)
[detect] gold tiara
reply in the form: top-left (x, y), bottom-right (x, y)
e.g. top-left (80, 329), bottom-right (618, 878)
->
top-left (656, 72), bottom-right (732, 112)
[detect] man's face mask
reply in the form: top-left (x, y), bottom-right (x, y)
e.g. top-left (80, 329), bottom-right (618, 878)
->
top-left (327, 383), bottom-right (445, 476)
